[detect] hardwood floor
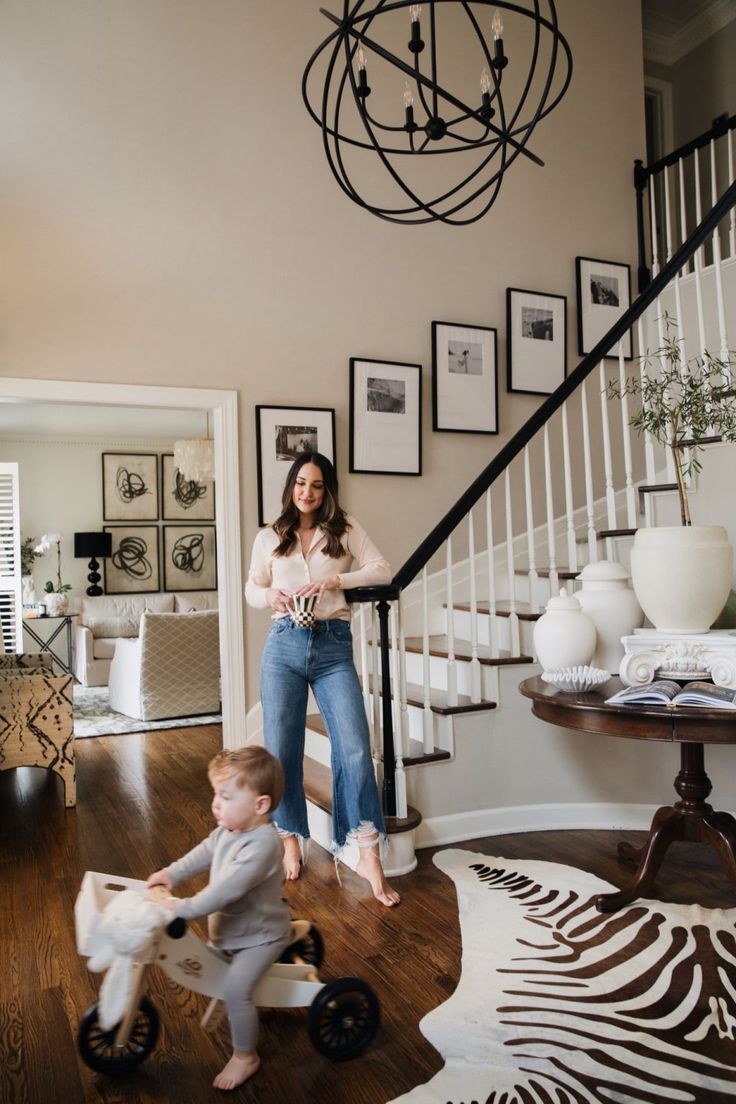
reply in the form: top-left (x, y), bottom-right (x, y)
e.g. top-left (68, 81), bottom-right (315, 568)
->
top-left (2, 727), bottom-right (736, 1104)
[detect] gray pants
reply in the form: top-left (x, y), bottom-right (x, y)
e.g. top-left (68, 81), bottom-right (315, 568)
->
top-left (224, 934), bottom-right (291, 1052)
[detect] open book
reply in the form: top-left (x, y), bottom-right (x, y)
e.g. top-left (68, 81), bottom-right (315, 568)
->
top-left (606, 680), bottom-right (736, 709)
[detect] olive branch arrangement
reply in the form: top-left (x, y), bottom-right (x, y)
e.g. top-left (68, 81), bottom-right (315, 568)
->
top-left (608, 317), bottom-right (736, 526)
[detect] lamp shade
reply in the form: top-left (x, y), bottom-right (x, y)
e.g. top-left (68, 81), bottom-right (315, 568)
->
top-left (74, 532), bottom-right (112, 559)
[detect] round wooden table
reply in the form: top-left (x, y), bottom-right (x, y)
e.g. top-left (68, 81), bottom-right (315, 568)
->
top-left (520, 674), bottom-right (736, 912)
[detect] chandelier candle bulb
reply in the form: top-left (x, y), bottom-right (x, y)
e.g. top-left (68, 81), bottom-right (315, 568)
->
top-left (409, 5), bottom-right (424, 52)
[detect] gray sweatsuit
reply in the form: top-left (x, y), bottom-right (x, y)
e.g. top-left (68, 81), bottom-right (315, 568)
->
top-left (164, 822), bottom-right (291, 1050)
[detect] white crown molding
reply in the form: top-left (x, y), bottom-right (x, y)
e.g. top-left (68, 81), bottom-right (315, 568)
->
top-left (644, 0), bottom-right (736, 66)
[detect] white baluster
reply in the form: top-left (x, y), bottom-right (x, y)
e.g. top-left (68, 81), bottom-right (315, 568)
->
top-left (484, 488), bottom-right (500, 658)
top-left (542, 425), bottom-right (559, 597)
top-left (692, 151), bottom-right (708, 354)
top-left (389, 601), bottom-right (407, 818)
top-left (663, 163), bottom-right (673, 263)
top-left (445, 536), bottom-right (458, 706)
top-left (467, 510), bottom-right (482, 703)
top-left (523, 445), bottom-right (539, 617)
top-left (397, 592), bottom-right (410, 754)
top-left (649, 168), bottom-right (660, 277)
top-left (598, 361), bottom-right (617, 527)
top-left (580, 380), bottom-right (597, 561)
top-left (504, 467), bottom-right (516, 645)
top-left (637, 316), bottom-right (656, 514)
top-left (710, 138), bottom-right (730, 361)
top-left (561, 403), bottom-right (578, 575)
top-left (728, 129), bottom-right (735, 258)
top-left (421, 566), bottom-right (433, 751)
top-left (370, 605), bottom-right (382, 759)
top-left (678, 158), bottom-right (689, 272)
top-left (616, 345), bottom-right (636, 528)
top-left (358, 603), bottom-right (374, 754)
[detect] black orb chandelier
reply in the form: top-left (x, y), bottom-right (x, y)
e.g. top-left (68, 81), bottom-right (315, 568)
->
top-left (302, 1), bottom-right (573, 225)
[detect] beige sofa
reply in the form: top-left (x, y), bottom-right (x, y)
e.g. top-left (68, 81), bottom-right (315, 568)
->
top-left (71, 591), bottom-right (219, 686)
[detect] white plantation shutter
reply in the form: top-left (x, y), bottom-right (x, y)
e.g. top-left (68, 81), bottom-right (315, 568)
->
top-left (0, 463), bottom-right (22, 653)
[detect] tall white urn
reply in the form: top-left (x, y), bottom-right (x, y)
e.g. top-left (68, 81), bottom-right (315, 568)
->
top-left (575, 560), bottom-right (644, 674)
top-left (630, 526), bottom-right (733, 634)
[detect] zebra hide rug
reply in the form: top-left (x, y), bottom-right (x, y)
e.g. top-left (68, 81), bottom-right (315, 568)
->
top-left (390, 849), bottom-right (736, 1104)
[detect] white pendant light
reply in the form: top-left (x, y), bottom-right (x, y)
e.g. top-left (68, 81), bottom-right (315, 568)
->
top-left (173, 411), bottom-right (215, 483)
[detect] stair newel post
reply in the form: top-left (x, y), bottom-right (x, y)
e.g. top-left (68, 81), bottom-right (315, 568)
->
top-left (542, 426), bottom-right (559, 598)
top-left (484, 489), bottom-right (500, 658)
top-left (728, 130), bottom-right (735, 258)
top-left (649, 162), bottom-right (660, 278)
top-left (467, 510), bottom-right (481, 703)
top-left (617, 343), bottom-right (637, 529)
top-left (560, 403), bottom-right (577, 578)
top-left (376, 598), bottom-right (397, 818)
top-left (445, 536), bottom-right (458, 706)
top-left (370, 605), bottom-right (382, 760)
top-left (580, 379), bottom-right (597, 563)
top-left (598, 361), bottom-right (617, 529)
top-left (709, 138), bottom-right (730, 362)
top-left (358, 603), bottom-right (375, 761)
top-left (421, 567), bottom-right (433, 751)
top-left (523, 445), bottom-right (539, 621)
top-left (388, 601), bottom-right (407, 819)
top-left (396, 592), bottom-right (411, 754)
top-left (634, 158), bottom-right (651, 293)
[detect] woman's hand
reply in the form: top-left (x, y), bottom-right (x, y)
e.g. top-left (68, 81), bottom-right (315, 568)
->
top-left (295, 575), bottom-right (341, 602)
top-left (146, 870), bottom-right (173, 890)
top-left (267, 588), bottom-right (293, 614)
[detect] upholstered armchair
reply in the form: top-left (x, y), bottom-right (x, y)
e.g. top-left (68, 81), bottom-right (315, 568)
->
top-left (108, 610), bottom-right (220, 721)
top-left (0, 653), bottom-right (75, 807)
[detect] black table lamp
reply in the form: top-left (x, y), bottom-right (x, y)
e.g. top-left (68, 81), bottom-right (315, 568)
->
top-left (74, 532), bottom-right (112, 597)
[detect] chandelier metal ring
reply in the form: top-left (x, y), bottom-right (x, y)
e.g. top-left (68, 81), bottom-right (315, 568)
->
top-left (302, 0), bottom-right (573, 225)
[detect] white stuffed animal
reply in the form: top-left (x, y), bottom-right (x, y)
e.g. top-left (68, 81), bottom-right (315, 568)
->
top-left (87, 889), bottom-right (168, 1030)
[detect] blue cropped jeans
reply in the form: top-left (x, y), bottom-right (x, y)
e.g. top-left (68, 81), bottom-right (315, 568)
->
top-left (260, 617), bottom-right (387, 856)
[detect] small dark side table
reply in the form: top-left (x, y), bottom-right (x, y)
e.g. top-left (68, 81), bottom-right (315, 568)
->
top-left (520, 674), bottom-right (736, 912)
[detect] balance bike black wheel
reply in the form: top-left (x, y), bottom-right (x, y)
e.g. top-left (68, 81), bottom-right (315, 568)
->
top-left (279, 923), bottom-right (325, 969)
top-left (77, 996), bottom-right (159, 1074)
top-left (308, 976), bottom-right (380, 1061)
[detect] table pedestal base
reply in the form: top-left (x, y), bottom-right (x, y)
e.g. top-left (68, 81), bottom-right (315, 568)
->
top-left (595, 742), bottom-right (736, 912)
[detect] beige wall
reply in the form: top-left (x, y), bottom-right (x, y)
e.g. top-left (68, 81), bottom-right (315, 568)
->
top-left (0, 1), bottom-right (646, 702)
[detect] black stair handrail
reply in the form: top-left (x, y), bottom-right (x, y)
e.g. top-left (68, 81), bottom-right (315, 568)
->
top-left (347, 177), bottom-right (736, 604)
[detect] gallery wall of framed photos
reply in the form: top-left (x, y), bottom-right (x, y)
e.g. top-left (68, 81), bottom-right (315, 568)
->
top-left (101, 451), bottom-right (217, 594)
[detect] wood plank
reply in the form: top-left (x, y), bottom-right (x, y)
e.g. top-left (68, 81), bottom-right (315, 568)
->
top-left (402, 636), bottom-right (533, 665)
top-left (446, 600), bottom-right (541, 621)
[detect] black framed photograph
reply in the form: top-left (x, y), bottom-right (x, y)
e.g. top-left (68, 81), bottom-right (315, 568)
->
top-left (102, 452), bottom-right (159, 521)
top-left (161, 453), bottom-right (215, 522)
top-left (255, 405), bottom-right (336, 526)
top-left (103, 525), bottom-right (160, 594)
top-left (432, 322), bottom-right (498, 433)
top-left (163, 525), bottom-right (217, 592)
top-left (506, 289), bottom-right (567, 395)
top-left (575, 257), bottom-right (632, 360)
top-left (350, 358), bottom-right (422, 475)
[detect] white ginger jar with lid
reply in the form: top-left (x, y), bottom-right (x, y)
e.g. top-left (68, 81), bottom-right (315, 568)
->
top-left (575, 560), bottom-right (644, 675)
top-left (533, 587), bottom-right (597, 671)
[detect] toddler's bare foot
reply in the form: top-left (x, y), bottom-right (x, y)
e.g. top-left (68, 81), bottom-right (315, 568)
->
top-left (213, 1051), bottom-right (260, 1090)
top-left (356, 843), bottom-right (400, 907)
top-left (282, 835), bottom-right (303, 881)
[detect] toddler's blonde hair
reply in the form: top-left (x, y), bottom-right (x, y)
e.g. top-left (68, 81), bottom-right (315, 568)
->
top-left (208, 746), bottom-right (284, 809)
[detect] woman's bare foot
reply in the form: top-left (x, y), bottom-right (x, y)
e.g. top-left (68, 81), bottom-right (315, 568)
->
top-left (355, 843), bottom-right (400, 907)
top-left (213, 1051), bottom-right (260, 1090)
top-left (282, 834), bottom-right (303, 881)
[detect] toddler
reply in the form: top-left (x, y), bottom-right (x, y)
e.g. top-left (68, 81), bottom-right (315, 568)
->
top-left (147, 746), bottom-right (291, 1091)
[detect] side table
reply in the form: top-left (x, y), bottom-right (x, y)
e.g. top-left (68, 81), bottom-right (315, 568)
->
top-left (22, 614), bottom-right (78, 680)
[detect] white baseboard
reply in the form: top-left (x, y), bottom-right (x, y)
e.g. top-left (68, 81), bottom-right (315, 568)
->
top-left (415, 802), bottom-right (659, 849)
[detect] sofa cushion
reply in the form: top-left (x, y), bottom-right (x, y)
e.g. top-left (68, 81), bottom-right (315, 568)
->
top-left (92, 638), bottom-right (120, 660)
top-left (173, 591), bottom-right (219, 613)
top-left (87, 616), bottom-right (140, 639)
top-left (81, 593), bottom-right (174, 625)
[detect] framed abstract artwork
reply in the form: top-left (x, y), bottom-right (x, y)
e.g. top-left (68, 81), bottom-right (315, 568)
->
top-left (163, 525), bottom-right (218, 592)
top-left (161, 453), bottom-right (215, 522)
top-left (102, 452), bottom-right (159, 522)
top-left (349, 358), bottom-right (422, 474)
top-left (103, 525), bottom-right (160, 594)
top-left (575, 257), bottom-right (632, 360)
top-left (255, 405), bottom-right (336, 526)
top-left (506, 289), bottom-right (567, 395)
top-left (432, 321), bottom-right (498, 433)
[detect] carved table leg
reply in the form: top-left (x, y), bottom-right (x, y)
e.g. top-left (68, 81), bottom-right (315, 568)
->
top-left (596, 742), bottom-right (736, 913)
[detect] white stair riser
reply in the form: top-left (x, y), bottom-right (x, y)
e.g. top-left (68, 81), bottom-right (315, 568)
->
top-left (447, 608), bottom-right (536, 654)
top-left (306, 699), bottom-right (444, 763)
top-left (402, 649), bottom-right (478, 695)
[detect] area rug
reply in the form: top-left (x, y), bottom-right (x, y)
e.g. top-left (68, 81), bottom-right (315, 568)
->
top-left (73, 686), bottom-right (222, 738)
top-left (390, 849), bottom-right (736, 1104)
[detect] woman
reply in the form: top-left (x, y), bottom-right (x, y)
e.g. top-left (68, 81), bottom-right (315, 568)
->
top-left (245, 453), bottom-right (400, 907)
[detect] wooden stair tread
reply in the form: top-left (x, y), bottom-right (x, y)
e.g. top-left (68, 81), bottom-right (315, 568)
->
top-left (598, 528), bottom-right (637, 538)
top-left (302, 756), bottom-right (421, 833)
top-left (514, 567), bottom-right (578, 579)
top-left (638, 482), bottom-right (678, 494)
top-left (365, 679), bottom-right (497, 716)
top-left (677, 434), bottom-right (722, 447)
top-left (447, 600), bottom-right (541, 621)
top-left (306, 712), bottom-right (454, 765)
top-left (402, 636), bottom-right (533, 665)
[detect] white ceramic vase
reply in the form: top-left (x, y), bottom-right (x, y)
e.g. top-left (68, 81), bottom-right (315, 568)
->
top-left (44, 591), bottom-right (69, 617)
top-left (630, 525), bottom-right (733, 634)
top-left (22, 575), bottom-right (36, 605)
top-left (533, 587), bottom-right (597, 671)
top-left (575, 561), bottom-right (644, 674)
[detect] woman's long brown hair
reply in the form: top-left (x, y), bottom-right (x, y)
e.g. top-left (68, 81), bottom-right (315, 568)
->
top-left (272, 452), bottom-right (349, 558)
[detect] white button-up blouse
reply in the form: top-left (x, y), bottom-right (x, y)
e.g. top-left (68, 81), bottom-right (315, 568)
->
top-left (245, 514), bottom-right (392, 621)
